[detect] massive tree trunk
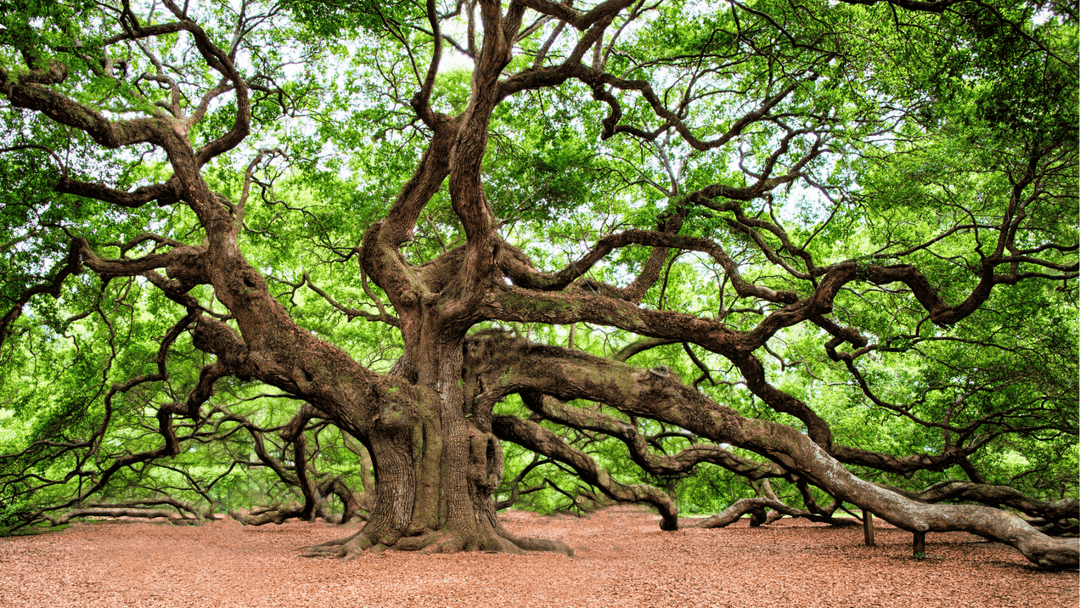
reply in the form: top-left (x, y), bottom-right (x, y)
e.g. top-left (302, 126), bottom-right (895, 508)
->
top-left (303, 309), bottom-right (571, 556)
top-left (1, 0), bottom-right (1074, 571)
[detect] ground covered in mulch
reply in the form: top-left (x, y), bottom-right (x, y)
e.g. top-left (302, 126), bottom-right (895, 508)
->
top-left (0, 506), bottom-right (1075, 607)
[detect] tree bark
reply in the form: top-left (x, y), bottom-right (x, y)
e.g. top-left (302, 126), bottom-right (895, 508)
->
top-left (694, 498), bottom-right (860, 529)
top-left (305, 323), bottom-right (571, 556)
top-left (466, 334), bottom-right (1080, 569)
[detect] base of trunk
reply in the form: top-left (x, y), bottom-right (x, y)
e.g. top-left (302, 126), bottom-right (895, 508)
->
top-left (300, 519), bottom-right (574, 558)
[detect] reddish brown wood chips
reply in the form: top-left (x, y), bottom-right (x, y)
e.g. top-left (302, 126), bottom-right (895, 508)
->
top-left (0, 506), bottom-right (1075, 607)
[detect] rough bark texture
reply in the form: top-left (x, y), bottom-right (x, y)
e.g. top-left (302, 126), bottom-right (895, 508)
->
top-left (0, 0), bottom-right (1075, 571)
top-left (694, 498), bottom-right (861, 529)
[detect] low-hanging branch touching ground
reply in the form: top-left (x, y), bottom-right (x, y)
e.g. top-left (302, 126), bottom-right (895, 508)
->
top-left (0, 0), bottom-right (1076, 571)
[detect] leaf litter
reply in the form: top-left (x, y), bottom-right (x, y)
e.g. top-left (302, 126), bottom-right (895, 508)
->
top-left (0, 506), bottom-right (1074, 608)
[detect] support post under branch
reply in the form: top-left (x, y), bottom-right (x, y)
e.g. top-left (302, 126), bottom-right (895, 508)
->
top-left (913, 530), bottom-right (926, 556)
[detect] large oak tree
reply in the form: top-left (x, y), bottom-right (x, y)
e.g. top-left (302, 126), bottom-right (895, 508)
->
top-left (0, 0), bottom-right (1076, 568)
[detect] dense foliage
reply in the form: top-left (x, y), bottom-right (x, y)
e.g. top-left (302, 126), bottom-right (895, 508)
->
top-left (0, 0), bottom-right (1076, 567)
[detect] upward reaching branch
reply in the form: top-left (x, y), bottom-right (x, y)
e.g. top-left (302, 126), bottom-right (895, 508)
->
top-left (0, 0), bottom-right (1074, 569)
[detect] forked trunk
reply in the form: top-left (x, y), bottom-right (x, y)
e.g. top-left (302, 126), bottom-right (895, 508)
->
top-left (308, 332), bottom-right (571, 557)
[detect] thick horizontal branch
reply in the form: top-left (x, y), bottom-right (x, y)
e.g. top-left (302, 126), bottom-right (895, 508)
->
top-left (520, 392), bottom-right (784, 480)
top-left (694, 497), bottom-right (861, 529)
top-left (515, 0), bottom-right (636, 31)
top-left (482, 284), bottom-right (744, 354)
top-left (465, 333), bottom-right (1078, 568)
top-left (888, 480), bottom-right (1080, 523)
top-left (56, 175), bottom-right (183, 208)
top-left (42, 507), bottom-right (198, 526)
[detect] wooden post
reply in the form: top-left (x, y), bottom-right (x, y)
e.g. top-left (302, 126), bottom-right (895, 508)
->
top-left (863, 511), bottom-right (876, 547)
top-left (913, 531), bottom-right (926, 556)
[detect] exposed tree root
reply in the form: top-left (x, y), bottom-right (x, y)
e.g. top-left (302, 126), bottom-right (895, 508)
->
top-left (298, 522), bottom-right (574, 558)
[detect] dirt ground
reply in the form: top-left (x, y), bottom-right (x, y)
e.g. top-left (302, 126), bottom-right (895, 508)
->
top-left (0, 506), bottom-right (1075, 608)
